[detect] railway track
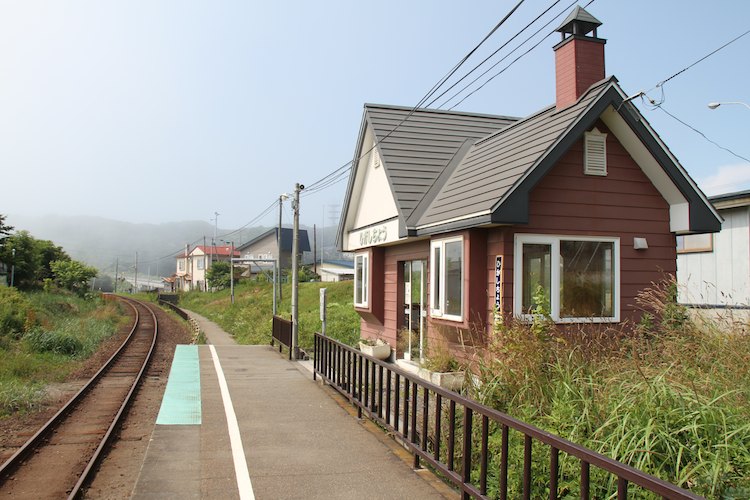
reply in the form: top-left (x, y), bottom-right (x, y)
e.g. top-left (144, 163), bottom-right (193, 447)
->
top-left (0, 295), bottom-right (158, 499)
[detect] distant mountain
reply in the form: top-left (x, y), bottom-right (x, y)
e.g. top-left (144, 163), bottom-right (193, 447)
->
top-left (5, 214), bottom-right (346, 276)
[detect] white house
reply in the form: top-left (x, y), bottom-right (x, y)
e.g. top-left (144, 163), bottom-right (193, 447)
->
top-left (175, 245), bottom-right (239, 292)
top-left (677, 189), bottom-right (750, 309)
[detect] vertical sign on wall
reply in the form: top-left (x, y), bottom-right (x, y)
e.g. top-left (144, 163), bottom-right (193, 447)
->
top-left (494, 256), bottom-right (503, 324)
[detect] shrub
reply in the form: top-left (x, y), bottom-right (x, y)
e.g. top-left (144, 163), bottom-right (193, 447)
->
top-left (0, 287), bottom-right (33, 339)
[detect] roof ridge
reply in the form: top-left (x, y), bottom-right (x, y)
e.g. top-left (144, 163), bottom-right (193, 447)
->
top-left (364, 103), bottom-right (519, 122)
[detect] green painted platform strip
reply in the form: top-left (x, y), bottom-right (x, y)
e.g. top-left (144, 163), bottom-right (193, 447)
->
top-left (156, 344), bottom-right (201, 425)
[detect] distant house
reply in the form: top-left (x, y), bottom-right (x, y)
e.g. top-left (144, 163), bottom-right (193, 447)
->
top-left (337, 7), bottom-right (721, 363)
top-left (235, 228), bottom-right (311, 276)
top-left (319, 259), bottom-right (354, 282)
top-left (175, 245), bottom-right (239, 292)
top-left (677, 190), bottom-right (750, 308)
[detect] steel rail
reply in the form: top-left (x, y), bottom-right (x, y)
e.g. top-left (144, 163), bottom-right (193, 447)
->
top-left (0, 295), bottom-right (158, 498)
top-left (69, 296), bottom-right (158, 499)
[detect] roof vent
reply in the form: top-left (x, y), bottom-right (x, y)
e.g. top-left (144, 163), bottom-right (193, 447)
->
top-left (371, 149), bottom-right (381, 169)
top-left (584, 128), bottom-right (607, 176)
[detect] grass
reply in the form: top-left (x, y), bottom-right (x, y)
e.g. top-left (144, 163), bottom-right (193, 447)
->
top-left (467, 280), bottom-right (750, 499)
top-left (177, 280), bottom-right (360, 349)
top-left (0, 289), bottom-right (125, 417)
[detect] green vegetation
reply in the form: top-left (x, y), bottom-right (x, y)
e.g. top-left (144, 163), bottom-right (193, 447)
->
top-left (467, 279), bottom-right (750, 499)
top-left (178, 280), bottom-right (360, 349)
top-left (0, 289), bottom-right (124, 417)
top-left (0, 226), bottom-right (98, 294)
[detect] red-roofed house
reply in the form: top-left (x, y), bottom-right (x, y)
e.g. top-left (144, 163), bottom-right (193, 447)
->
top-left (175, 245), bottom-right (240, 292)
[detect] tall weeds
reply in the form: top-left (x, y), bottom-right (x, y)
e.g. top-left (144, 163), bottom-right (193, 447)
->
top-left (468, 278), bottom-right (750, 498)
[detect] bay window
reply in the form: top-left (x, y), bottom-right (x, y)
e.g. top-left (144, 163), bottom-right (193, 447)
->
top-left (514, 234), bottom-right (619, 322)
top-left (354, 252), bottom-right (369, 308)
top-left (430, 237), bottom-right (463, 321)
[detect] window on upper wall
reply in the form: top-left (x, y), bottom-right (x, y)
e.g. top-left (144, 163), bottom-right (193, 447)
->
top-left (584, 128), bottom-right (607, 176)
top-left (354, 252), bottom-right (369, 308)
top-left (430, 237), bottom-right (463, 321)
top-left (178, 260), bottom-right (185, 271)
top-left (514, 234), bottom-right (619, 322)
top-left (676, 233), bottom-right (713, 253)
top-left (197, 259), bottom-right (205, 270)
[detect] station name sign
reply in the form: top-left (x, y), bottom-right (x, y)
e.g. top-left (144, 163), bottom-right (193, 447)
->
top-left (359, 225), bottom-right (388, 246)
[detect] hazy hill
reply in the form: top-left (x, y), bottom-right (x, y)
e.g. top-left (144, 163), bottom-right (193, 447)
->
top-left (5, 214), bottom-right (344, 276)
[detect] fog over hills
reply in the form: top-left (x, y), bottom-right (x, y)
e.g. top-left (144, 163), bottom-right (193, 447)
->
top-left (6, 214), bottom-right (342, 277)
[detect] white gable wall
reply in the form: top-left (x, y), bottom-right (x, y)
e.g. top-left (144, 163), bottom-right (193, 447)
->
top-left (342, 126), bottom-right (401, 251)
top-left (677, 205), bottom-right (750, 305)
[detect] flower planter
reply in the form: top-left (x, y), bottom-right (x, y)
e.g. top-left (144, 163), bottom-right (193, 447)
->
top-left (424, 369), bottom-right (465, 391)
top-left (359, 341), bottom-right (391, 360)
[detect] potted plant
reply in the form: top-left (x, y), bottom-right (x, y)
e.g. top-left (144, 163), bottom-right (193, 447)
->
top-left (358, 337), bottom-right (392, 360)
top-left (418, 343), bottom-right (465, 391)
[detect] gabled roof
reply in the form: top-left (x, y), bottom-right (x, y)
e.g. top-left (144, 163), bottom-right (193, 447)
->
top-left (236, 227), bottom-right (311, 253)
top-left (415, 77), bottom-right (721, 235)
top-left (357, 104), bottom-right (517, 224)
top-left (194, 245), bottom-right (240, 257)
top-left (418, 78), bottom-right (612, 229)
top-left (339, 78), bottom-right (722, 250)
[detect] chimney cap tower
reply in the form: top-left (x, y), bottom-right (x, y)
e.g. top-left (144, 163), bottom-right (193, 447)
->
top-left (556, 6), bottom-right (602, 39)
top-left (553, 5), bottom-right (606, 110)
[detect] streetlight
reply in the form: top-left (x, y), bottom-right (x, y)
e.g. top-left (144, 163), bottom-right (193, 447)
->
top-left (708, 101), bottom-right (750, 111)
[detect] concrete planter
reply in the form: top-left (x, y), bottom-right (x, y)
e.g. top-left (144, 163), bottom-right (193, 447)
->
top-left (359, 341), bottom-right (391, 360)
top-left (396, 359), bottom-right (465, 391)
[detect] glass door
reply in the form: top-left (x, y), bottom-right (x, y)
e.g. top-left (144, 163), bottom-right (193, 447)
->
top-left (403, 260), bottom-right (427, 361)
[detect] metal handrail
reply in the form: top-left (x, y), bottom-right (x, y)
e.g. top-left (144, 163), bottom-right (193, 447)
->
top-left (272, 315), bottom-right (293, 360)
top-left (313, 333), bottom-right (703, 500)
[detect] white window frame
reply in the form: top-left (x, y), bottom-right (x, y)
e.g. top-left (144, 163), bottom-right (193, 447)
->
top-left (354, 252), bottom-right (369, 308)
top-left (430, 236), bottom-right (464, 322)
top-left (513, 234), bottom-right (620, 323)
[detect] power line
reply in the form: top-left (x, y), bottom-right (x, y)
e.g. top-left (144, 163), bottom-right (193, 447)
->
top-left (444, 0), bottom-right (597, 110)
top-left (652, 103), bottom-right (750, 164)
top-left (651, 28), bottom-right (750, 92)
top-left (425, 0), bottom-right (563, 109)
top-left (303, 0), bottom-right (528, 194)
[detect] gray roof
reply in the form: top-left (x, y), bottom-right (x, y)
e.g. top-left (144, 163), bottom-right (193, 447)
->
top-left (365, 105), bottom-right (517, 223)
top-left (339, 76), bottom-right (722, 249)
top-left (418, 78), bottom-right (610, 228)
top-left (237, 227), bottom-right (311, 253)
top-left (556, 6), bottom-right (602, 35)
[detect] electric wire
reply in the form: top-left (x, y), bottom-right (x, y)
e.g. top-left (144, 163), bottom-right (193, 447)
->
top-left (303, 0), bottom-right (528, 195)
top-left (424, 0), bottom-right (563, 109)
top-left (652, 103), bottom-right (750, 164)
top-left (649, 28), bottom-right (750, 93)
top-left (445, 0), bottom-right (597, 110)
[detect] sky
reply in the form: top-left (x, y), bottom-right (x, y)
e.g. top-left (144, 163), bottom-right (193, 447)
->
top-left (2, 0), bottom-right (749, 232)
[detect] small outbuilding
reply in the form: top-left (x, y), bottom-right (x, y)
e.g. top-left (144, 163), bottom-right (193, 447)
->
top-left (337, 6), bottom-right (721, 362)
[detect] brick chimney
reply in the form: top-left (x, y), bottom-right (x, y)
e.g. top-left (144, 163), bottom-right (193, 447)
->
top-left (553, 6), bottom-right (606, 110)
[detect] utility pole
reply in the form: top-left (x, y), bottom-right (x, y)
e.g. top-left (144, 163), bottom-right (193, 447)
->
top-left (10, 248), bottom-right (15, 288)
top-left (291, 183), bottom-right (303, 360)
top-left (212, 212), bottom-right (219, 267)
top-left (230, 241), bottom-right (235, 304)
top-left (114, 257), bottom-right (119, 294)
top-left (277, 194), bottom-right (288, 305)
top-left (313, 224), bottom-right (317, 277)
top-left (134, 251), bottom-right (138, 293)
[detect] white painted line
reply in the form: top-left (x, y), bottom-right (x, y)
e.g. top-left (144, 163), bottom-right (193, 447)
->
top-left (209, 345), bottom-right (255, 500)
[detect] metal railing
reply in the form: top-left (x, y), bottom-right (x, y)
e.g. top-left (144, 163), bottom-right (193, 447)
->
top-left (158, 299), bottom-right (188, 320)
top-left (313, 333), bottom-right (702, 500)
top-left (272, 315), bottom-right (293, 360)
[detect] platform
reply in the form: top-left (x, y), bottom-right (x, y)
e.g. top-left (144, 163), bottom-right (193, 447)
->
top-left (131, 311), bottom-right (451, 499)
